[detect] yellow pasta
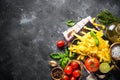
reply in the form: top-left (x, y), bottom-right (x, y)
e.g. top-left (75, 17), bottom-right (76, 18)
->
top-left (68, 28), bottom-right (111, 63)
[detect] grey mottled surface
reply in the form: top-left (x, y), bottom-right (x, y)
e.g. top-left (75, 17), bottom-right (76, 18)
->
top-left (0, 0), bottom-right (120, 80)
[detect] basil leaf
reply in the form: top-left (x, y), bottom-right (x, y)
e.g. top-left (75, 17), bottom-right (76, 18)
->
top-left (60, 57), bottom-right (70, 68)
top-left (90, 31), bottom-right (96, 38)
top-left (50, 49), bottom-right (73, 69)
top-left (90, 31), bottom-right (99, 46)
top-left (95, 38), bottom-right (99, 46)
top-left (65, 20), bottom-right (75, 27)
top-left (59, 59), bottom-right (63, 67)
top-left (61, 59), bottom-right (66, 68)
top-left (59, 58), bottom-right (66, 69)
top-left (50, 53), bottom-right (63, 60)
top-left (65, 49), bottom-right (69, 57)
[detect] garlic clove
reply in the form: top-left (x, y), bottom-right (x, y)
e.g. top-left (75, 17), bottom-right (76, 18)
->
top-left (48, 61), bottom-right (57, 67)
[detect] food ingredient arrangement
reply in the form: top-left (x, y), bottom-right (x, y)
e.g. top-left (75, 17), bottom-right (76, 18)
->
top-left (49, 10), bottom-right (120, 80)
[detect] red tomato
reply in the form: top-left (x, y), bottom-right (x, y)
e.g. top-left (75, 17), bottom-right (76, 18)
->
top-left (62, 75), bottom-right (69, 80)
top-left (84, 57), bottom-right (100, 72)
top-left (70, 76), bottom-right (76, 80)
top-left (56, 40), bottom-right (65, 48)
top-left (72, 69), bottom-right (81, 78)
top-left (70, 61), bottom-right (79, 69)
top-left (64, 66), bottom-right (73, 75)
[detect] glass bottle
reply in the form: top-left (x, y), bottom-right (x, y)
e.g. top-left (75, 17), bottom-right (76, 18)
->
top-left (106, 23), bottom-right (120, 43)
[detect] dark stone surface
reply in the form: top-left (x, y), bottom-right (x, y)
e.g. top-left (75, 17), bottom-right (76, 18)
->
top-left (0, 0), bottom-right (120, 80)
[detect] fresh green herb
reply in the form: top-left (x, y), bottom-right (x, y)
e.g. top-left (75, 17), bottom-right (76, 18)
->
top-left (50, 49), bottom-right (75, 68)
top-left (97, 10), bottom-right (120, 25)
top-left (65, 20), bottom-right (75, 27)
top-left (90, 31), bottom-right (99, 46)
top-left (50, 53), bottom-right (63, 60)
top-left (59, 57), bottom-right (70, 68)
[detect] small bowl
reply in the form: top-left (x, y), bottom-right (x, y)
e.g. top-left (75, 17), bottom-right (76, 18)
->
top-left (65, 60), bottom-right (83, 80)
top-left (110, 42), bottom-right (120, 60)
top-left (51, 67), bottom-right (63, 80)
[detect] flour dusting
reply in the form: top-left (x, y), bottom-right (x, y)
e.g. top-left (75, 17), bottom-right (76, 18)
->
top-left (20, 12), bottom-right (37, 24)
top-left (48, 0), bottom-right (65, 8)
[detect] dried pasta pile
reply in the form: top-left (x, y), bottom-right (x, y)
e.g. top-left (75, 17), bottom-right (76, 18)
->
top-left (68, 27), bottom-right (111, 63)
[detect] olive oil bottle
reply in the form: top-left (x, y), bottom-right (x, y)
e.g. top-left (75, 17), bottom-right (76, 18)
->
top-left (106, 23), bottom-right (120, 43)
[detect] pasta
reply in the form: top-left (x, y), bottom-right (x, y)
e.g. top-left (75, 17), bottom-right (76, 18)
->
top-left (68, 27), bottom-right (111, 63)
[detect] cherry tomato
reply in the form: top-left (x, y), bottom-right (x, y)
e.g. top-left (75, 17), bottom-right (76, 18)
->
top-left (62, 75), bottom-right (69, 80)
top-left (70, 76), bottom-right (76, 80)
top-left (70, 61), bottom-right (79, 69)
top-left (72, 69), bottom-right (81, 78)
top-left (64, 66), bottom-right (73, 75)
top-left (56, 40), bottom-right (65, 48)
top-left (84, 57), bottom-right (100, 72)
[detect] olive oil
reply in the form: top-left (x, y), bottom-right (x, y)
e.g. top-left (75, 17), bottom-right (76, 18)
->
top-left (106, 23), bottom-right (120, 43)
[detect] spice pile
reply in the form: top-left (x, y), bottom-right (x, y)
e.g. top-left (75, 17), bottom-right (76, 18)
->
top-left (49, 10), bottom-right (120, 80)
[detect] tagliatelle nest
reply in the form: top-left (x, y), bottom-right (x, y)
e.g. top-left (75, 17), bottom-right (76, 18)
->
top-left (68, 28), bottom-right (111, 63)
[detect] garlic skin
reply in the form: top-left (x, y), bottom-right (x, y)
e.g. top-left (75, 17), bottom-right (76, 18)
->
top-left (48, 61), bottom-right (57, 67)
top-left (96, 74), bottom-right (106, 79)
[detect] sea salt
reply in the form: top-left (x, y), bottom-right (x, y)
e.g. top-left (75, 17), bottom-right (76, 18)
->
top-left (111, 45), bottom-right (120, 58)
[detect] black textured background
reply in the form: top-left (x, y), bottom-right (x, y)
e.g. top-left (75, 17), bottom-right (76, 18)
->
top-left (0, 0), bottom-right (120, 80)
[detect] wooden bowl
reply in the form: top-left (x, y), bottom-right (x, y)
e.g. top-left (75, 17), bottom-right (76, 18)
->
top-left (51, 67), bottom-right (63, 80)
top-left (110, 42), bottom-right (120, 60)
top-left (64, 60), bottom-right (83, 80)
